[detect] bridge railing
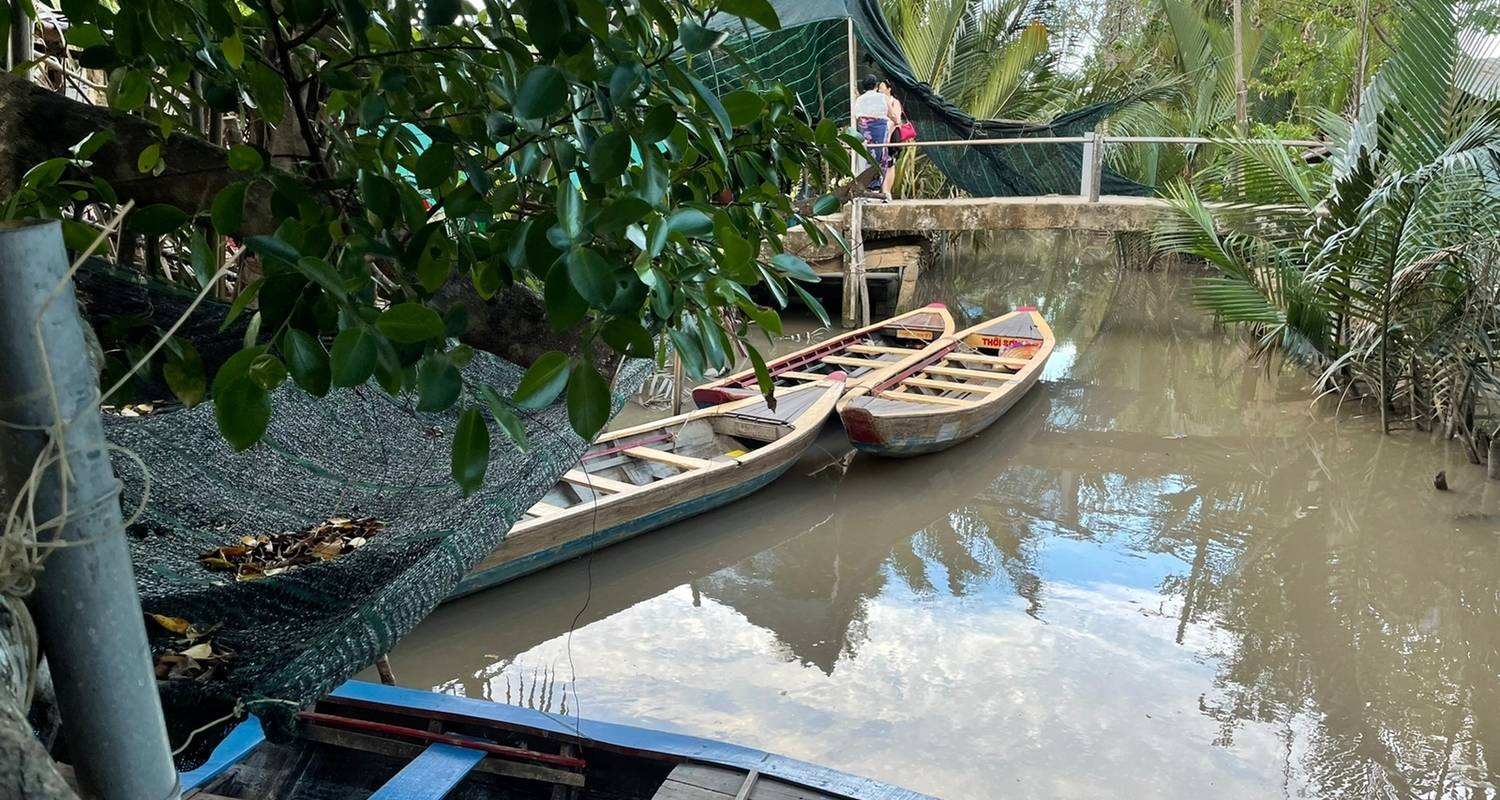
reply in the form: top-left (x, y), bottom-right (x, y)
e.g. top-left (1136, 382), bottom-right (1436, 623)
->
top-left (877, 134), bottom-right (1325, 201)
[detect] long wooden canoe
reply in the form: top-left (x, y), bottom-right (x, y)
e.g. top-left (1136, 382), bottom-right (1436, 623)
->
top-left (180, 680), bottom-right (932, 799)
top-left (691, 304), bottom-right (954, 407)
top-left (451, 377), bottom-right (845, 597)
top-left (836, 307), bottom-right (1054, 458)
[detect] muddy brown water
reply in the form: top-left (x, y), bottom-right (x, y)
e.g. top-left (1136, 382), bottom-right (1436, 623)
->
top-left (374, 231), bottom-right (1500, 799)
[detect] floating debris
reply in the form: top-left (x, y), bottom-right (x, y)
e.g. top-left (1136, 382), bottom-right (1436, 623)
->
top-left (200, 516), bottom-right (383, 581)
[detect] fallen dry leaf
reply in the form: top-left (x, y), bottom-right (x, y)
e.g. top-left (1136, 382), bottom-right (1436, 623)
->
top-left (148, 614), bottom-right (191, 635)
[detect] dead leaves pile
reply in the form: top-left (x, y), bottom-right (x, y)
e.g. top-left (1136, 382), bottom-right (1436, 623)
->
top-left (148, 614), bottom-right (232, 681)
top-left (199, 516), bottom-right (384, 581)
top-left (102, 403), bottom-right (163, 416)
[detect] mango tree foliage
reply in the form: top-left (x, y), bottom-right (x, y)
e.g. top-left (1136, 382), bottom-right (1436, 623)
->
top-left (16, 0), bottom-right (858, 491)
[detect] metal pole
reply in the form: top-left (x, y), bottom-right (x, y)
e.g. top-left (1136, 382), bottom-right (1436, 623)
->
top-left (1089, 132), bottom-right (1104, 202)
top-left (846, 17), bottom-right (858, 176)
top-left (7, 1), bottom-right (32, 77)
top-left (0, 220), bottom-right (181, 800)
top-left (1232, 0), bottom-right (1247, 134)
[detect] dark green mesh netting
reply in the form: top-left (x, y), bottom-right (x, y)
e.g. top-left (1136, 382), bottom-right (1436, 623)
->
top-left (86, 269), bottom-right (647, 762)
top-left (707, 0), bottom-right (1150, 197)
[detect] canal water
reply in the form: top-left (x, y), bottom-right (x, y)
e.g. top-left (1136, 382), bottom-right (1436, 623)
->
top-left (379, 231), bottom-right (1500, 798)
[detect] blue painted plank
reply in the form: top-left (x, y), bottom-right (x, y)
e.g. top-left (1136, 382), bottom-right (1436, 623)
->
top-left (331, 681), bottom-right (936, 800)
top-left (369, 742), bottom-right (486, 800)
top-left (179, 717), bottom-right (266, 792)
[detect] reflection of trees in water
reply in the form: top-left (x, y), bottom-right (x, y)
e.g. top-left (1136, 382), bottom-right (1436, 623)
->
top-left (706, 240), bottom-right (1500, 795)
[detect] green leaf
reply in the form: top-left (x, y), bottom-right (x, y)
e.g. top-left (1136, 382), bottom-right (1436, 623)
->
top-left (567, 247), bottom-right (617, 308)
top-left (221, 32), bottom-right (245, 69)
top-left (360, 93), bottom-right (387, 127)
top-left (221, 277), bottom-right (265, 330)
top-left (479, 386), bottom-right (529, 452)
top-left (377, 303), bottom-right (445, 343)
top-left (248, 353), bottom-right (288, 390)
top-left (77, 45), bottom-right (120, 70)
top-left (566, 360), bottom-right (610, 439)
top-left (282, 329), bottom-right (331, 397)
top-left (678, 19), bottom-right (725, 54)
top-left (416, 354), bottom-right (462, 412)
top-left (812, 193), bottom-right (840, 215)
top-left (129, 204), bottom-right (189, 235)
top-left (211, 182), bottom-right (248, 235)
top-left (514, 351), bottom-right (571, 410)
top-left (71, 130), bottom-right (113, 160)
top-left (685, 73), bottom-right (732, 136)
top-left (359, 171), bottom-right (401, 224)
top-left (413, 143), bottom-right (454, 190)
top-left (789, 280), bottom-right (830, 327)
top-left (747, 343), bottom-right (774, 399)
top-left (162, 337), bottom-right (207, 407)
top-left (668, 327), bottom-right (705, 378)
top-left (137, 143), bottom-right (161, 174)
top-left (609, 62), bottom-right (644, 105)
top-left (741, 303), bottom-right (783, 336)
top-left (244, 235), bottom-right (299, 266)
top-left (211, 346), bottom-right (271, 451)
top-left (600, 317), bottom-right (654, 358)
top-left (641, 106), bottom-right (676, 143)
top-left (721, 90), bottom-right (765, 127)
top-left (771, 252), bottom-right (820, 283)
top-left (451, 408), bottom-right (490, 495)
top-left (329, 327), bottom-right (379, 387)
top-left (557, 182), bottom-right (584, 242)
top-left (514, 66), bottom-right (567, 120)
top-left (294, 256), bottom-right (347, 300)
top-left (113, 70), bottom-right (150, 111)
top-left (21, 159), bottom-right (69, 190)
top-left (545, 259), bottom-right (588, 330)
top-left (228, 144), bottom-right (264, 173)
top-left (425, 0), bottom-right (462, 26)
top-left (244, 62), bottom-right (287, 125)
top-left (595, 197), bottom-right (652, 233)
top-left (666, 208), bottom-right (714, 237)
top-left (720, 0), bottom-right (780, 29)
top-left (588, 131), bottom-right (630, 182)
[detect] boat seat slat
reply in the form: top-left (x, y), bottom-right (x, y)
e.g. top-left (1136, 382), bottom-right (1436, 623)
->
top-left (777, 370), bottom-right (826, 381)
top-left (902, 377), bottom-right (1004, 395)
top-left (923, 365), bottom-right (1020, 381)
top-left (947, 352), bottom-right (1030, 367)
top-left (847, 344), bottom-right (912, 355)
top-left (623, 447), bottom-right (715, 470)
top-left (823, 355), bottom-right (885, 367)
top-left (562, 470), bottom-right (638, 493)
top-left (368, 742), bottom-right (486, 800)
top-left (879, 391), bottom-right (972, 407)
top-left (526, 500), bottom-right (568, 516)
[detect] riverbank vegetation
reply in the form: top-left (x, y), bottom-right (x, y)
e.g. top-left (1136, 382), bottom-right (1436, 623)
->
top-left (1153, 0), bottom-right (1500, 466)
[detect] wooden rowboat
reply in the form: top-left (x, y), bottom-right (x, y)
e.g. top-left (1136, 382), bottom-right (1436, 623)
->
top-left (451, 377), bottom-right (845, 598)
top-left (691, 304), bottom-right (954, 407)
top-left (836, 307), bottom-right (1054, 458)
top-left (180, 680), bottom-right (931, 799)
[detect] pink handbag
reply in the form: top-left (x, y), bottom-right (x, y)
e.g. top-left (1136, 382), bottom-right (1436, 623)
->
top-left (896, 121), bottom-right (917, 142)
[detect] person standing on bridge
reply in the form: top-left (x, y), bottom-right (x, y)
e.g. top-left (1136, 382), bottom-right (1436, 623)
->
top-left (853, 74), bottom-right (896, 201)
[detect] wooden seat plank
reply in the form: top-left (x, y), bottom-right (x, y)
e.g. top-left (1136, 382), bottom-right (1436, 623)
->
top-left (879, 391), bottom-right (971, 407)
top-left (562, 470), bottom-right (638, 493)
top-left (526, 500), bottom-right (568, 516)
top-left (776, 371), bottom-right (826, 381)
top-left (368, 742), bottom-right (486, 800)
top-left (902, 377), bottom-right (1003, 394)
top-left (623, 447), bottom-right (714, 470)
top-left (923, 365), bottom-right (1019, 381)
top-left (948, 352), bottom-right (1030, 367)
top-left (823, 355), bottom-right (885, 367)
top-left (847, 344), bottom-right (912, 355)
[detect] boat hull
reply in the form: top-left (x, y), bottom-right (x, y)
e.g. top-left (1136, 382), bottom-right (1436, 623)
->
top-left (841, 364), bottom-right (1043, 457)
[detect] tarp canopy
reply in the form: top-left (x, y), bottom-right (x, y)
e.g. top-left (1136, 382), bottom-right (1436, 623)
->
top-left (79, 267), bottom-right (647, 763)
top-left (707, 0), bottom-right (1150, 197)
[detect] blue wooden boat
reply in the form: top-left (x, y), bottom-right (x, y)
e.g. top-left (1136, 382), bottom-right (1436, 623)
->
top-left (180, 680), bottom-right (933, 799)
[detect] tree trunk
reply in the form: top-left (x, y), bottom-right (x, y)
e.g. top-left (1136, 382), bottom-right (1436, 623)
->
top-left (0, 598), bottom-right (77, 800)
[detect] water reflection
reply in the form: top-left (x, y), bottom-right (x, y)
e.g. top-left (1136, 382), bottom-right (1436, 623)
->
top-left (381, 231), bottom-right (1500, 799)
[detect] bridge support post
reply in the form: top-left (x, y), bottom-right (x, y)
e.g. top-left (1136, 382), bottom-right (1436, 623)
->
top-left (842, 198), bottom-right (868, 329)
top-left (1079, 132), bottom-right (1095, 200)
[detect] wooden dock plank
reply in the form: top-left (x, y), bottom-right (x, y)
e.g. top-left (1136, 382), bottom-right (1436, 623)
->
top-left (623, 447), bottom-right (715, 470)
top-left (562, 470), bottom-right (638, 493)
top-left (922, 365), bottom-right (1018, 381)
top-left (902, 377), bottom-right (1003, 395)
top-left (369, 742), bottom-right (486, 800)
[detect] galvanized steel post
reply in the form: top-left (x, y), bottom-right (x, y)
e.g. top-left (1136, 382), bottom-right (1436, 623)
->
top-left (0, 220), bottom-right (181, 800)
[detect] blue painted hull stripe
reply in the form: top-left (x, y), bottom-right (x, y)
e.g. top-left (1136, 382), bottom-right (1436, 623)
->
top-left (452, 463), bottom-right (793, 597)
top-left (179, 716), bottom-right (266, 792)
top-left (330, 681), bottom-right (936, 800)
